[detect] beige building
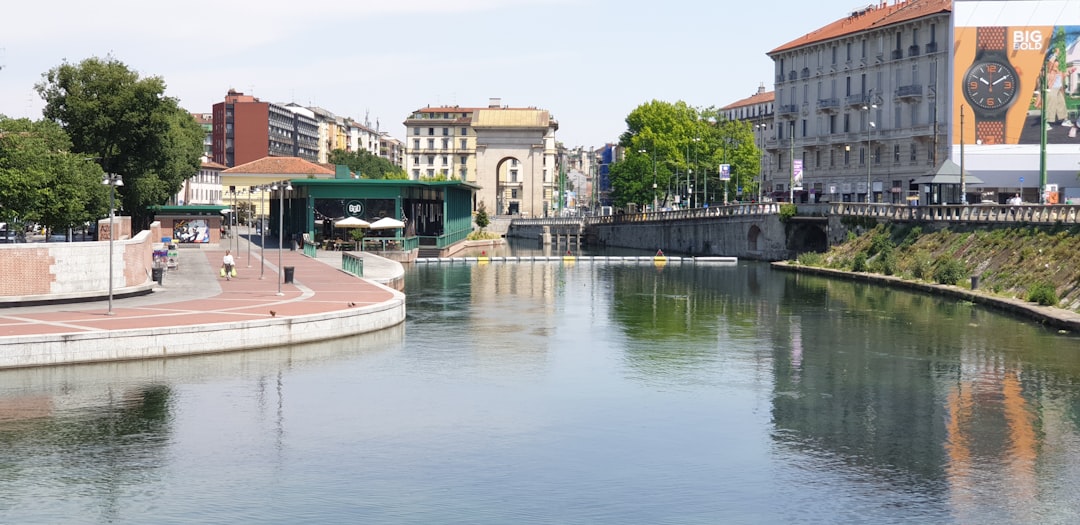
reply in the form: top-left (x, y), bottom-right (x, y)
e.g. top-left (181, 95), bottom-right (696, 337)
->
top-left (403, 98), bottom-right (559, 217)
top-left (766, 0), bottom-right (951, 203)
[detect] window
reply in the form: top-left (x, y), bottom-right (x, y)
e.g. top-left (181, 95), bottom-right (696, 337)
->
top-left (510, 170), bottom-right (518, 182)
top-left (413, 127), bottom-right (420, 136)
top-left (846, 42), bottom-right (852, 61)
top-left (427, 138), bottom-right (435, 149)
top-left (412, 169), bottom-right (420, 178)
top-left (843, 114), bottom-right (850, 133)
top-left (875, 146), bottom-right (881, 165)
top-left (910, 144), bottom-right (918, 162)
top-left (894, 144), bottom-right (901, 162)
top-left (426, 128), bottom-right (433, 136)
top-left (830, 149), bottom-right (836, 167)
top-left (844, 147), bottom-right (850, 166)
top-left (412, 155), bottom-right (419, 165)
top-left (460, 127), bottom-right (468, 135)
top-left (511, 189), bottom-right (518, 199)
top-left (815, 150), bottom-right (821, 168)
top-left (460, 139), bottom-right (467, 149)
top-left (442, 127), bottom-right (449, 136)
top-left (426, 169), bottom-right (434, 177)
top-left (427, 155), bottom-right (435, 165)
top-left (412, 139), bottom-right (420, 149)
top-left (442, 155), bottom-right (448, 165)
top-left (441, 138), bottom-right (449, 149)
top-left (829, 115), bottom-right (837, 134)
top-left (860, 146), bottom-right (866, 165)
top-left (460, 155), bottom-right (467, 164)
top-left (801, 119), bottom-right (807, 138)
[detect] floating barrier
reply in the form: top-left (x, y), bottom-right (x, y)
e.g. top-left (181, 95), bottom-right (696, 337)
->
top-left (413, 255), bottom-right (737, 264)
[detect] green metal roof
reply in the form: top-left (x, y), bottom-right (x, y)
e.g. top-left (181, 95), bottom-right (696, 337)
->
top-left (151, 205), bottom-right (231, 214)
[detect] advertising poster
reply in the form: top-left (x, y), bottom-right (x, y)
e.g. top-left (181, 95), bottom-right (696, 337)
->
top-left (792, 159), bottom-right (804, 190)
top-left (953, 1), bottom-right (1079, 147)
top-left (173, 219), bottom-right (210, 243)
top-left (719, 164), bottom-right (731, 181)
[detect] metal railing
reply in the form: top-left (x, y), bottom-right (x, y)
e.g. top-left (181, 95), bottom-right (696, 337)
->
top-left (341, 252), bottom-right (364, 276)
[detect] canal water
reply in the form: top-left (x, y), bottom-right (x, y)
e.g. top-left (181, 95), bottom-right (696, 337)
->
top-left (3, 245), bottom-right (1080, 524)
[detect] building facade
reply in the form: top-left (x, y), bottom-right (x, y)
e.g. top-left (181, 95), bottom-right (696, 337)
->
top-left (766, 0), bottom-right (951, 204)
top-left (720, 83), bottom-right (776, 201)
top-left (403, 99), bottom-right (559, 217)
top-left (172, 157), bottom-right (225, 206)
top-left (212, 90), bottom-right (319, 167)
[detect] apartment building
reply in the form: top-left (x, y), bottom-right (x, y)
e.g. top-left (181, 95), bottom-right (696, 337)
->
top-left (172, 157), bottom-right (225, 206)
top-left (211, 90), bottom-right (319, 167)
top-left (720, 83), bottom-right (776, 200)
top-left (403, 99), bottom-right (559, 217)
top-left (766, 0), bottom-right (951, 203)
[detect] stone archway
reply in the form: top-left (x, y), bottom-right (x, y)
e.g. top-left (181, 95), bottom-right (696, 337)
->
top-left (787, 222), bottom-right (829, 253)
top-left (492, 156), bottom-right (524, 216)
top-left (477, 143), bottom-right (546, 218)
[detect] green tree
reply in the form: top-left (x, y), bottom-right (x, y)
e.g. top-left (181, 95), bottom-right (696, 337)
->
top-left (475, 201), bottom-right (491, 232)
top-left (36, 56), bottom-right (204, 229)
top-left (612, 100), bottom-right (762, 207)
top-left (0, 117), bottom-right (106, 233)
top-left (327, 148), bottom-right (407, 179)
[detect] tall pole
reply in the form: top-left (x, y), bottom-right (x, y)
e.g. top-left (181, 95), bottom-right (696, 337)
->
top-left (246, 187), bottom-right (253, 267)
top-left (102, 173), bottom-right (122, 316)
top-left (276, 181), bottom-right (285, 296)
top-left (960, 105), bottom-right (966, 206)
top-left (789, 121), bottom-right (795, 203)
top-left (260, 187), bottom-right (266, 280)
top-left (866, 119), bottom-right (873, 204)
top-left (1039, 61), bottom-right (1048, 204)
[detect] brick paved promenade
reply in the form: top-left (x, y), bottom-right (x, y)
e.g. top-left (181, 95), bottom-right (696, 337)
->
top-left (0, 243), bottom-right (405, 368)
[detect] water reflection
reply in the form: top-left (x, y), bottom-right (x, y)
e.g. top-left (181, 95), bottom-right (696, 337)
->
top-left (3, 257), bottom-right (1080, 523)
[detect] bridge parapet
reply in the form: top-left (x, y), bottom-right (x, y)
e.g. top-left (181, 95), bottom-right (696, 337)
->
top-left (826, 203), bottom-right (1080, 224)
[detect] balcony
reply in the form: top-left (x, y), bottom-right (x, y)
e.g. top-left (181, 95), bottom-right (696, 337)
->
top-left (778, 104), bottom-right (799, 118)
top-left (817, 98), bottom-right (841, 113)
top-left (908, 45), bottom-right (920, 58)
top-left (845, 94), bottom-right (870, 107)
top-left (890, 49), bottom-right (903, 60)
top-left (895, 84), bottom-right (923, 100)
top-left (788, 71), bottom-right (798, 81)
top-left (801, 68), bottom-right (810, 79)
top-left (925, 42), bottom-right (938, 54)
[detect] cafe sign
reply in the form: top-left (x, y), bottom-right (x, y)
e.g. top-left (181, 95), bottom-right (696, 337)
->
top-left (346, 200), bottom-right (364, 217)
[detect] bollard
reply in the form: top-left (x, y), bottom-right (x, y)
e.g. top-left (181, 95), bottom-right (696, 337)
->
top-left (970, 275), bottom-right (979, 290)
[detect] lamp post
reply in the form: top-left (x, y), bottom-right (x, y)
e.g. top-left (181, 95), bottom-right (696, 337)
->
top-left (862, 93), bottom-right (879, 203)
top-left (273, 180), bottom-right (292, 296)
top-left (257, 186), bottom-right (267, 280)
top-left (101, 173), bottom-right (123, 316)
top-left (755, 123), bottom-right (767, 202)
top-left (639, 148), bottom-right (658, 212)
top-left (246, 186), bottom-right (253, 267)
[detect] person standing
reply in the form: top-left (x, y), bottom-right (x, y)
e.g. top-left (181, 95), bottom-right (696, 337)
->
top-left (222, 250), bottom-right (235, 281)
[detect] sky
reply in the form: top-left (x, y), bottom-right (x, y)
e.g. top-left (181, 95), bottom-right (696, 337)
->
top-left (1, 0), bottom-right (880, 149)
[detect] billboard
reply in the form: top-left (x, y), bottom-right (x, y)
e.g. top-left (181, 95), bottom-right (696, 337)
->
top-left (953, 1), bottom-right (1079, 147)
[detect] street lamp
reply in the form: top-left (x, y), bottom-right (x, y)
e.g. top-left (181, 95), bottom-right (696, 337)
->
top-left (246, 186), bottom-right (253, 267)
top-left (101, 173), bottom-right (123, 316)
top-left (639, 148), bottom-right (657, 212)
top-left (272, 180), bottom-right (292, 296)
top-left (755, 123), bottom-right (767, 202)
top-left (862, 94), bottom-right (879, 203)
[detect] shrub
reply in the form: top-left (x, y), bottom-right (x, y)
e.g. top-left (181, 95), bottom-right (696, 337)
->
top-left (910, 253), bottom-right (931, 280)
top-left (797, 252), bottom-right (824, 266)
top-left (900, 226), bottom-right (922, 248)
top-left (852, 252), bottom-right (868, 272)
top-left (872, 249), bottom-right (897, 276)
top-left (868, 231), bottom-right (892, 257)
top-left (1026, 281), bottom-right (1059, 306)
top-left (933, 257), bottom-right (967, 285)
top-left (779, 203), bottom-right (797, 223)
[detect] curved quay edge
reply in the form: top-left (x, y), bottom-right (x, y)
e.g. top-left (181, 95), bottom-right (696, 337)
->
top-left (772, 262), bottom-right (1080, 334)
top-left (0, 290), bottom-right (406, 370)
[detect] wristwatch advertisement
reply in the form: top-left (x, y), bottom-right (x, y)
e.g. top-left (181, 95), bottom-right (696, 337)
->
top-left (961, 27), bottom-right (1019, 145)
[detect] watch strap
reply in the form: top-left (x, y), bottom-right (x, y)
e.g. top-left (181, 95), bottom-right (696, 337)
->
top-left (976, 27), bottom-right (1007, 53)
top-left (976, 119), bottom-right (1006, 145)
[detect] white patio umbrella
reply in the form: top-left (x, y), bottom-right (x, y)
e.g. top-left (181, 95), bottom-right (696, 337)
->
top-left (334, 216), bottom-right (370, 229)
top-left (368, 217), bottom-right (405, 230)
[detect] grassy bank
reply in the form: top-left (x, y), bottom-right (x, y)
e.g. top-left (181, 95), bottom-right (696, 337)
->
top-left (793, 222), bottom-right (1080, 311)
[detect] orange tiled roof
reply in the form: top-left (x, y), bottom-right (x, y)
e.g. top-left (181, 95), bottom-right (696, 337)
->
top-left (769, 0), bottom-right (951, 55)
top-left (201, 160), bottom-right (228, 170)
top-left (222, 156), bottom-right (335, 175)
top-left (721, 90), bottom-right (776, 111)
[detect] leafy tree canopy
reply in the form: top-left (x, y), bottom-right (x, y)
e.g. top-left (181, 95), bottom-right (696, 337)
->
top-left (35, 56), bottom-right (204, 228)
top-left (613, 100), bottom-right (762, 208)
top-left (0, 116), bottom-right (107, 233)
top-left (328, 148), bottom-right (407, 180)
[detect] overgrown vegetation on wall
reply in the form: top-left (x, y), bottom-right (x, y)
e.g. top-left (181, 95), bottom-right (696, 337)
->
top-left (794, 223), bottom-right (1080, 310)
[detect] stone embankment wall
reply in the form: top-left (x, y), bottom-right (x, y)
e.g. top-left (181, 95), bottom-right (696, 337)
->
top-left (0, 221), bottom-right (160, 304)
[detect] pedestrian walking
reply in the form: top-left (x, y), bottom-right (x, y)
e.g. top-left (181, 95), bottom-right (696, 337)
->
top-left (222, 250), bottom-right (235, 281)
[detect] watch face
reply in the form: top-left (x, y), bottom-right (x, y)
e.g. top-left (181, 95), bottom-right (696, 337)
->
top-left (963, 60), bottom-right (1018, 111)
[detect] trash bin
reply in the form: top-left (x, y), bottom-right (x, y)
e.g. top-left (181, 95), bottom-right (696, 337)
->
top-left (152, 267), bottom-right (165, 285)
top-left (971, 275), bottom-right (980, 290)
top-left (284, 266), bottom-right (295, 283)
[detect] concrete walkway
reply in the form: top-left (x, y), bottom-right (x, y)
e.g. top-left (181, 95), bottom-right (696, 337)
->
top-left (0, 237), bottom-right (406, 369)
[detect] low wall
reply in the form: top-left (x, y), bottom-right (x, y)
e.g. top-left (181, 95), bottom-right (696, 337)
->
top-left (0, 222), bottom-right (161, 305)
top-left (0, 292), bottom-right (406, 369)
top-left (589, 215), bottom-right (791, 260)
